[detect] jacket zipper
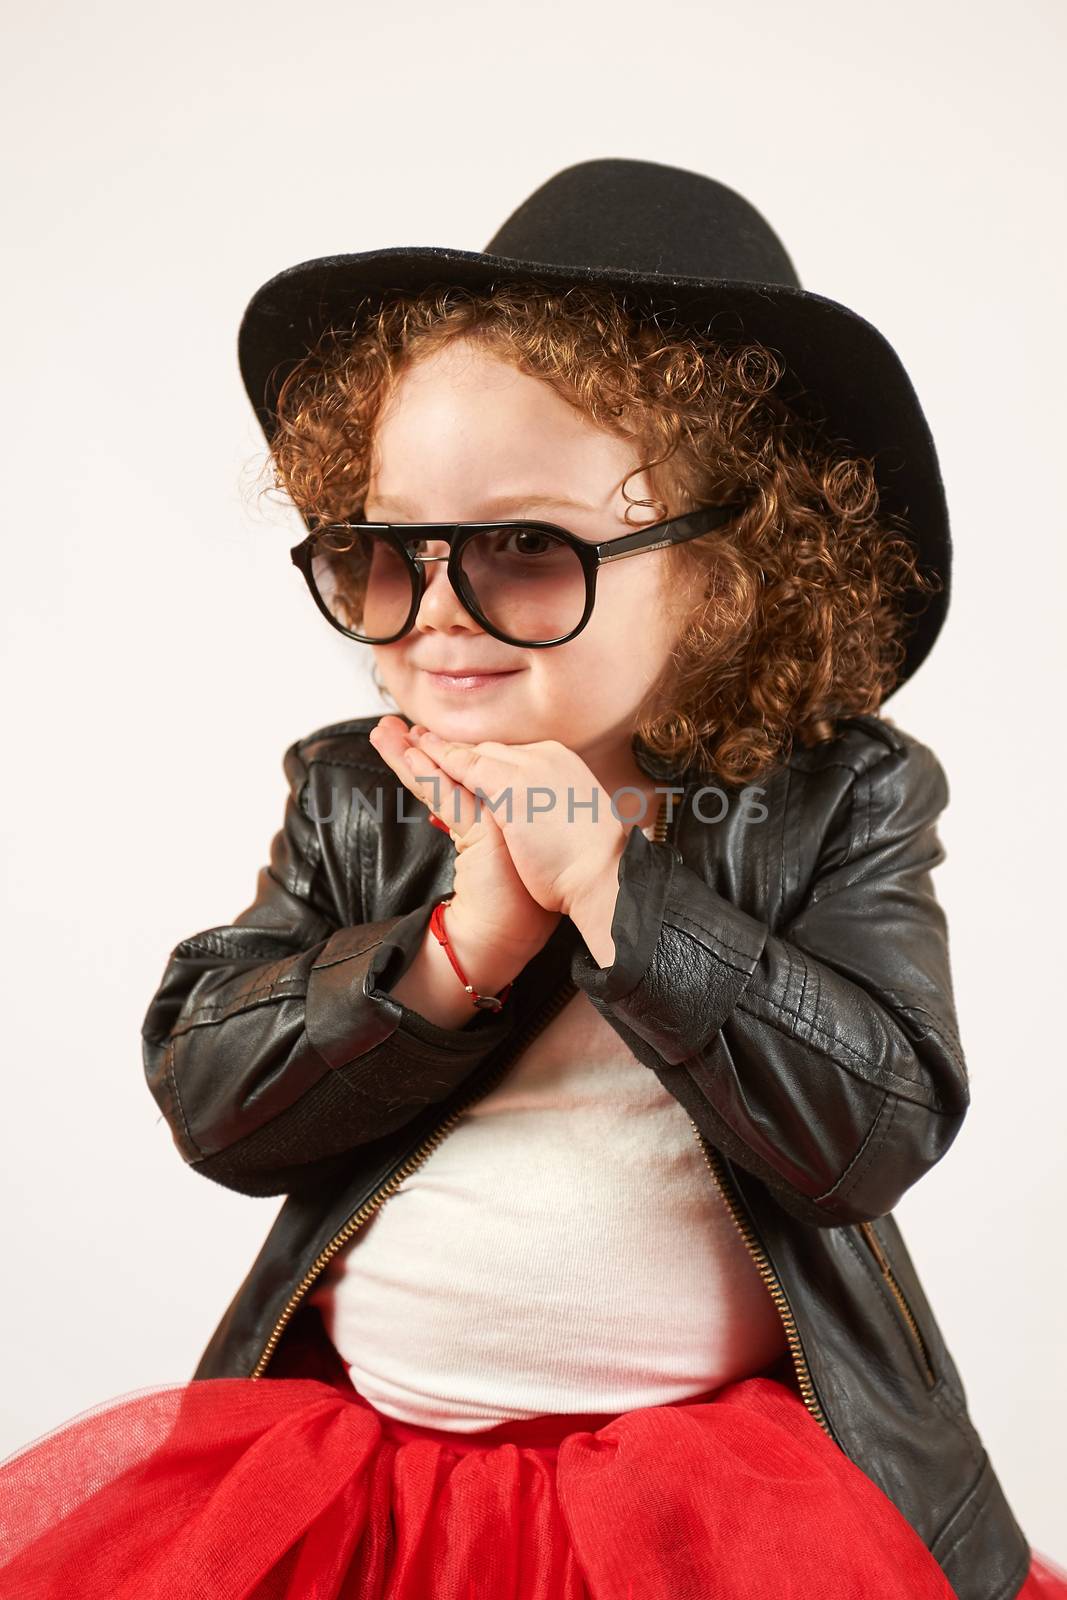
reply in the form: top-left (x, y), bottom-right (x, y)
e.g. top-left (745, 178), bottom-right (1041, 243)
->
top-left (653, 792), bottom-right (832, 1439)
top-left (687, 1123), bottom-right (835, 1438)
top-left (249, 976), bottom-right (579, 1379)
top-left (857, 1219), bottom-right (938, 1387)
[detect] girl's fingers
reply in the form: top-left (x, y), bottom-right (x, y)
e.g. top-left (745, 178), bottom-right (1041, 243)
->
top-left (367, 719), bottom-right (429, 812)
top-left (413, 729), bottom-right (512, 804)
top-left (369, 717), bottom-right (476, 840)
top-left (401, 745), bottom-right (470, 835)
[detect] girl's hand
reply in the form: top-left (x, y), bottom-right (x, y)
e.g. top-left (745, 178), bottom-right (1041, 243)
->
top-left (367, 715), bottom-right (561, 961)
top-left (406, 728), bottom-right (629, 919)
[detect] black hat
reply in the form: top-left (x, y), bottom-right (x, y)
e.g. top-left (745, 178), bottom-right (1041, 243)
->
top-left (238, 157), bottom-right (950, 694)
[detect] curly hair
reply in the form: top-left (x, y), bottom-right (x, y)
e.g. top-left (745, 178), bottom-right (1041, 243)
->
top-left (248, 280), bottom-right (940, 787)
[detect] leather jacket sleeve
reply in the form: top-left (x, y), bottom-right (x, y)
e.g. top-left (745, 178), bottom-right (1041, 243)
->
top-left (570, 732), bottom-right (970, 1228)
top-left (141, 737), bottom-right (517, 1198)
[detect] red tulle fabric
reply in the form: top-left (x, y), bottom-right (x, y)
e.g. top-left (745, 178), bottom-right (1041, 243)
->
top-left (0, 1366), bottom-right (1063, 1599)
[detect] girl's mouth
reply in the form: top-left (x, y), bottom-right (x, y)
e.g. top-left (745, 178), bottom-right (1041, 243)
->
top-left (422, 670), bottom-right (522, 692)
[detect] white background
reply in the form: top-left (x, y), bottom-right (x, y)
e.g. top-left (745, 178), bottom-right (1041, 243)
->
top-left (2, 0), bottom-right (1064, 1558)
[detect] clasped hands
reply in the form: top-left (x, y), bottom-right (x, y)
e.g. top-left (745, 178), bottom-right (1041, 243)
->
top-left (367, 714), bottom-right (631, 946)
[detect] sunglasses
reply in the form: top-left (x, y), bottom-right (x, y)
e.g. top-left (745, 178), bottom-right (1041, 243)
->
top-left (290, 501), bottom-right (747, 650)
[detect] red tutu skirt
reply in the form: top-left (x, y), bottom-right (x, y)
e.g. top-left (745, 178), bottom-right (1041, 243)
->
top-left (0, 1361), bottom-right (1063, 1599)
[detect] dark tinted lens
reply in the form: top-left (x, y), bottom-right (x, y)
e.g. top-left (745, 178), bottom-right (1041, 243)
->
top-left (310, 528), bottom-right (414, 641)
top-left (458, 525), bottom-right (586, 644)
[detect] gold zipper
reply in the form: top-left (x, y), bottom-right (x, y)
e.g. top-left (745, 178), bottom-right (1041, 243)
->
top-left (250, 975), bottom-right (580, 1379)
top-left (688, 1123), bottom-right (835, 1438)
top-left (857, 1220), bottom-right (938, 1387)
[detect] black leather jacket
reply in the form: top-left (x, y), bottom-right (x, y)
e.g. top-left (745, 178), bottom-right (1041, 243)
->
top-left (142, 711), bottom-right (1032, 1600)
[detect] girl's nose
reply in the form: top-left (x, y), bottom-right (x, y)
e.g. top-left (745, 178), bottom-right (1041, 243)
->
top-left (413, 544), bottom-right (481, 630)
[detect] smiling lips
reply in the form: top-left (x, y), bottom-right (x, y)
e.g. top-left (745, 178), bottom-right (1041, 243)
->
top-left (422, 668), bottom-right (521, 691)
top-left (416, 664), bottom-right (518, 675)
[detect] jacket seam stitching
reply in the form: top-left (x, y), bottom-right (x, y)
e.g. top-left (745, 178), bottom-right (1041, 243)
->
top-left (806, 759), bottom-right (891, 899)
top-left (166, 1039), bottom-right (201, 1159)
top-left (811, 954), bottom-right (823, 1039)
top-left (660, 907), bottom-right (762, 969)
top-left (933, 1455), bottom-right (1026, 1585)
top-left (311, 938), bottom-right (384, 971)
top-left (879, 987), bottom-right (968, 1076)
top-left (842, 765), bottom-right (867, 868)
top-left (793, 947), bottom-right (809, 1036)
top-left (771, 763), bottom-right (787, 910)
top-left (734, 990), bottom-right (950, 1110)
top-left (175, 983), bottom-right (309, 1030)
top-left (787, 753), bottom-right (878, 782)
top-left (192, 971), bottom-right (307, 1004)
top-left (178, 930), bottom-right (317, 961)
top-left (933, 1458), bottom-right (992, 1562)
top-left (862, 760), bottom-right (874, 854)
top-left (788, 946), bottom-right (809, 1037)
top-left (294, 772), bottom-right (323, 875)
top-left (305, 753), bottom-right (393, 775)
top-left (812, 1091), bottom-right (892, 1206)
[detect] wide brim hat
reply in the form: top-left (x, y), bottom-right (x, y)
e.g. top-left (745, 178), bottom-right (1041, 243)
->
top-left (238, 157), bottom-right (950, 696)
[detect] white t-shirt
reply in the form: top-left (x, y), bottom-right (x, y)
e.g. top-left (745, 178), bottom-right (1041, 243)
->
top-left (309, 822), bottom-right (788, 1430)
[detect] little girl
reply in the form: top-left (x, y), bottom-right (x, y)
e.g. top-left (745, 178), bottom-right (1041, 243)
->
top-left (1, 159), bottom-right (1064, 1600)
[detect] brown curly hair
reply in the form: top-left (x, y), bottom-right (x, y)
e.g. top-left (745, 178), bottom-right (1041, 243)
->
top-left (248, 280), bottom-right (940, 787)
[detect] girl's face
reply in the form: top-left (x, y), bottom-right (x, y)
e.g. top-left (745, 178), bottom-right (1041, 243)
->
top-left (366, 337), bottom-right (696, 786)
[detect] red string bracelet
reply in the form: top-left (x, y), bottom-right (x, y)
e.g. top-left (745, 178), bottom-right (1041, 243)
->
top-left (428, 896), bottom-right (512, 1013)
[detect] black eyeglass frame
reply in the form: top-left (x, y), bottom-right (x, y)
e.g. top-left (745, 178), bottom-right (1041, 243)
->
top-left (289, 501), bottom-right (748, 649)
